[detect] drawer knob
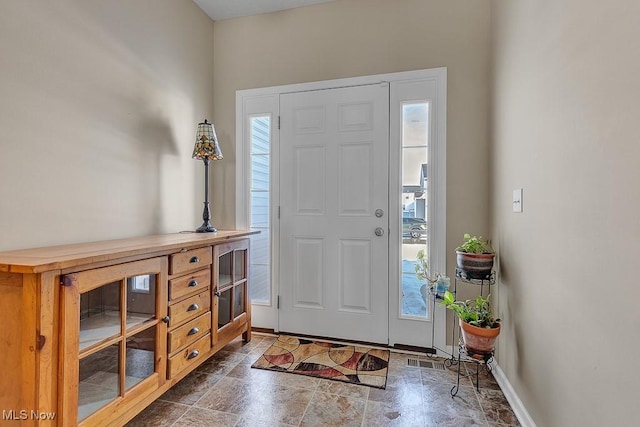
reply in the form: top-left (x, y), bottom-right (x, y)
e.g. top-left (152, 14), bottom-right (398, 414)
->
top-left (188, 280), bottom-right (198, 287)
top-left (187, 350), bottom-right (199, 360)
top-left (187, 327), bottom-right (200, 336)
top-left (189, 256), bottom-right (200, 263)
top-left (187, 303), bottom-right (199, 312)
top-left (162, 316), bottom-right (170, 324)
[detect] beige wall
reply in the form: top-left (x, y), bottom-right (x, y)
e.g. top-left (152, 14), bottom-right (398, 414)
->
top-left (491, 1), bottom-right (640, 425)
top-left (212, 0), bottom-right (493, 285)
top-left (0, 0), bottom-right (214, 251)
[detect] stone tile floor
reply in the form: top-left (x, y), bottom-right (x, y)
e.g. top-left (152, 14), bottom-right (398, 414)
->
top-left (126, 334), bottom-right (519, 427)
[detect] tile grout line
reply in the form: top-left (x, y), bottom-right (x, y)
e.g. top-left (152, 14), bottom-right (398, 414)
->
top-left (361, 394), bottom-right (368, 427)
top-left (360, 383), bottom-right (372, 427)
top-left (151, 400), bottom-right (191, 427)
top-left (181, 352), bottom-right (250, 420)
top-left (296, 382), bottom-right (320, 426)
top-left (420, 364), bottom-right (426, 424)
top-left (468, 364), bottom-right (491, 426)
top-left (185, 347), bottom-right (263, 426)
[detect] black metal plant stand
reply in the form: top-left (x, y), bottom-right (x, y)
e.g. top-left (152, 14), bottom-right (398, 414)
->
top-left (427, 268), bottom-right (497, 397)
top-left (450, 339), bottom-right (494, 397)
top-left (449, 268), bottom-right (496, 396)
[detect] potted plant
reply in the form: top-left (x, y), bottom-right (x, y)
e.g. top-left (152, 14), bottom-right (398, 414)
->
top-left (455, 233), bottom-right (495, 280)
top-left (414, 249), bottom-right (434, 283)
top-left (441, 290), bottom-right (501, 356)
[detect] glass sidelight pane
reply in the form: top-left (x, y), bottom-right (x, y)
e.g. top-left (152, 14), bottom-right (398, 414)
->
top-left (249, 230), bottom-right (270, 303)
top-left (250, 192), bottom-right (269, 228)
top-left (402, 147), bottom-right (428, 185)
top-left (126, 274), bottom-right (156, 330)
top-left (401, 102), bottom-right (429, 318)
top-left (251, 116), bottom-right (270, 154)
top-left (249, 115), bottom-right (271, 305)
top-left (78, 342), bottom-right (120, 422)
top-left (125, 328), bottom-right (156, 391)
top-left (249, 264), bottom-right (269, 302)
top-left (80, 281), bottom-right (121, 352)
top-left (251, 154), bottom-right (270, 191)
top-left (402, 103), bottom-right (429, 147)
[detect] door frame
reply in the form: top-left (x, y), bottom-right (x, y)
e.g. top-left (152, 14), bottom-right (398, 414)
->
top-left (236, 68), bottom-right (447, 349)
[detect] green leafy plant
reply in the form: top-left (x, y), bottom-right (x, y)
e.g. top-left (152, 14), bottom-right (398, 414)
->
top-left (456, 233), bottom-right (494, 254)
top-left (440, 290), bottom-right (500, 328)
top-left (414, 249), bottom-right (438, 283)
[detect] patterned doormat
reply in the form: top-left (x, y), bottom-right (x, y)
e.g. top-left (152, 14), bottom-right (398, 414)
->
top-left (251, 336), bottom-right (389, 389)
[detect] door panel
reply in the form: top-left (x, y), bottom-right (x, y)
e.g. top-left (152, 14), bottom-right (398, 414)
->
top-left (294, 146), bottom-right (325, 214)
top-left (292, 237), bottom-right (324, 308)
top-left (338, 239), bottom-right (372, 313)
top-left (279, 84), bottom-right (389, 344)
top-left (338, 143), bottom-right (373, 216)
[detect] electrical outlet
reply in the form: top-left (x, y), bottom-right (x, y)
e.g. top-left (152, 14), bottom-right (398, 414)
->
top-left (512, 189), bottom-right (523, 213)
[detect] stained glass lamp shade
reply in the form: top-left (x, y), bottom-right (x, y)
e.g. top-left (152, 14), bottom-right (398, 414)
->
top-left (192, 119), bottom-right (223, 161)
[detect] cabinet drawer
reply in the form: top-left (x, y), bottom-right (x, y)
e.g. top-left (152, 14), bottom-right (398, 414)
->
top-left (170, 247), bottom-right (212, 275)
top-left (169, 268), bottom-right (211, 302)
top-left (168, 290), bottom-right (210, 327)
top-left (168, 311), bottom-right (211, 354)
top-left (168, 333), bottom-right (211, 378)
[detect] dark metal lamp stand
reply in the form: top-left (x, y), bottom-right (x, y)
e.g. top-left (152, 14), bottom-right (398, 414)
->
top-left (196, 159), bottom-right (217, 233)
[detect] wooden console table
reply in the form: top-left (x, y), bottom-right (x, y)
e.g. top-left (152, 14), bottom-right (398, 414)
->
top-left (0, 231), bottom-right (256, 426)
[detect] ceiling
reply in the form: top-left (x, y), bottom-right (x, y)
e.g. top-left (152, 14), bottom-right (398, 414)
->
top-left (193, 0), bottom-right (335, 21)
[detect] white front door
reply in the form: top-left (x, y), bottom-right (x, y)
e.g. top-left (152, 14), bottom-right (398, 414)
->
top-left (279, 84), bottom-right (389, 344)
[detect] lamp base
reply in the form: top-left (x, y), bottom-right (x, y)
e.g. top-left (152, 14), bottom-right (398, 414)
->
top-left (195, 222), bottom-right (217, 233)
top-left (196, 197), bottom-right (216, 233)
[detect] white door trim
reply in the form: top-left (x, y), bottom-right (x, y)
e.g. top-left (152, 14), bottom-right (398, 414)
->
top-left (236, 68), bottom-right (447, 349)
top-left (235, 93), bottom-right (280, 330)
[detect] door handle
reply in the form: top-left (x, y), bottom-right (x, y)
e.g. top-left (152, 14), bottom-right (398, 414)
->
top-left (375, 209), bottom-right (384, 218)
top-left (375, 227), bottom-right (384, 237)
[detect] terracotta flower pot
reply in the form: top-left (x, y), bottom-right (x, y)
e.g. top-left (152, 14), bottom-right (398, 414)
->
top-left (456, 251), bottom-right (495, 280)
top-left (459, 318), bottom-right (500, 355)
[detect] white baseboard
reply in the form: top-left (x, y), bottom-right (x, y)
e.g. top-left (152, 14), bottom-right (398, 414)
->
top-left (489, 360), bottom-right (537, 427)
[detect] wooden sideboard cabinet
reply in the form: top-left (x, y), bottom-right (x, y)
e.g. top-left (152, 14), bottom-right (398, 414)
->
top-left (0, 231), bottom-right (255, 427)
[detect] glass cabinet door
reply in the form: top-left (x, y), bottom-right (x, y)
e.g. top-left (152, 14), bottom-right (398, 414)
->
top-left (213, 240), bottom-right (249, 339)
top-left (60, 258), bottom-right (168, 426)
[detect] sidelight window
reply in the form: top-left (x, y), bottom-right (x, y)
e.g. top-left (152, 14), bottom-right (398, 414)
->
top-left (249, 115), bottom-right (271, 304)
top-left (400, 102), bottom-right (430, 318)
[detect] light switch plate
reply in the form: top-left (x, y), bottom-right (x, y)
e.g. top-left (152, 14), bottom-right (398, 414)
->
top-left (513, 189), bottom-right (523, 213)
